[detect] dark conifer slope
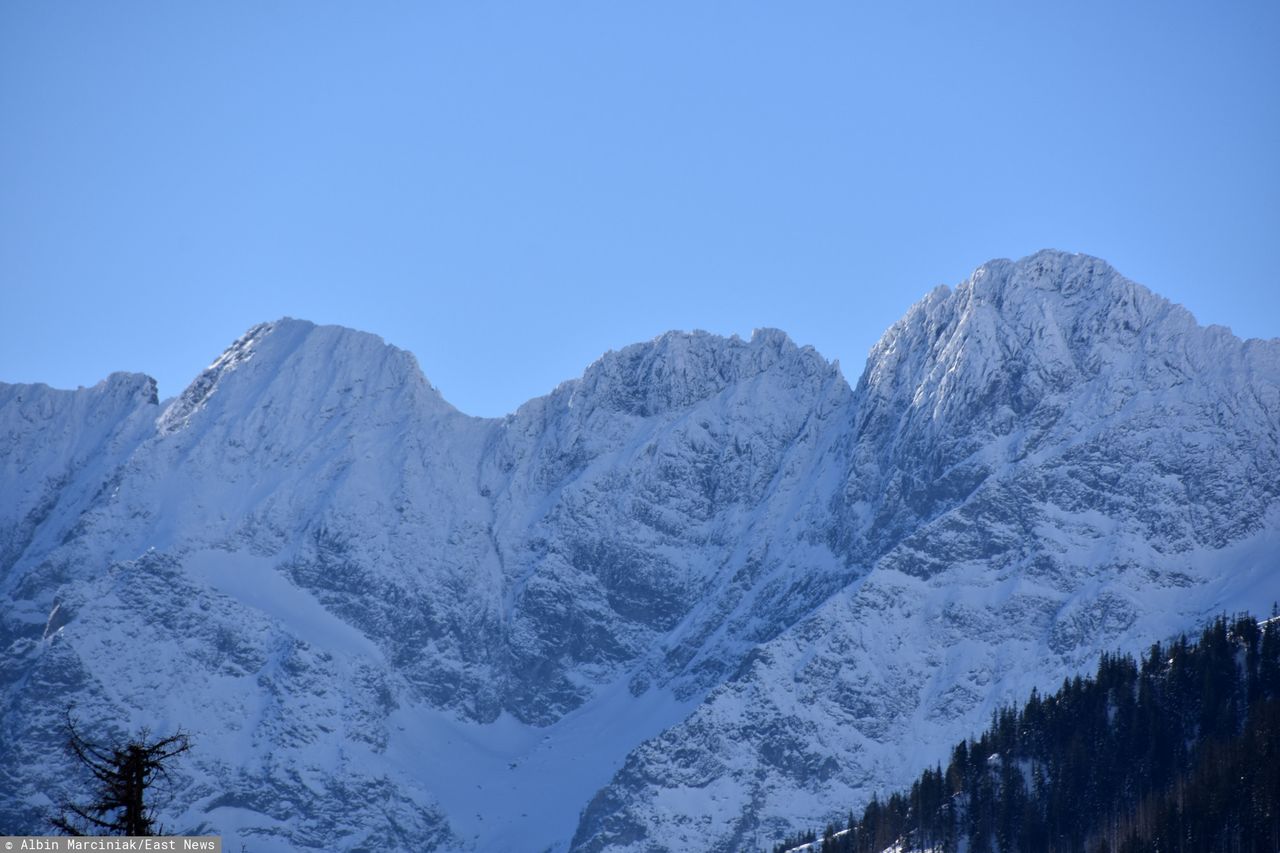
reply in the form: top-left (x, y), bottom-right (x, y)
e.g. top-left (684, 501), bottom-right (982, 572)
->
top-left (775, 613), bottom-right (1280, 853)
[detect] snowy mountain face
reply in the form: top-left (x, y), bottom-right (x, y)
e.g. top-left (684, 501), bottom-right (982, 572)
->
top-left (2, 251), bottom-right (1278, 852)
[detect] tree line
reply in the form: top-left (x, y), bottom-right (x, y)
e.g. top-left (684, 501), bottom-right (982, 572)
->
top-left (772, 611), bottom-right (1280, 853)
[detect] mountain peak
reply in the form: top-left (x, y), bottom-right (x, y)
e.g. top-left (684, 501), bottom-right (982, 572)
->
top-left (962, 250), bottom-right (1218, 369)
top-left (849, 247), bottom-right (1269, 511)
top-left (571, 327), bottom-right (835, 416)
top-left (861, 251), bottom-right (1206, 407)
top-left (954, 251), bottom-right (1137, 322)
top-left (972, 248), bottom-right (1118, 291)
top-left (157, 318), bottom-right (446, 435)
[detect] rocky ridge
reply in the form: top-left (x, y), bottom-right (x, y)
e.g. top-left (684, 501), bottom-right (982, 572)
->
top-left (1, 250), bottom-right (1277, 851)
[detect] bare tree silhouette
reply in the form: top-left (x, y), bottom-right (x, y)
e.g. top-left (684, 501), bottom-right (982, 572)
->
top-left (52, 708), bottom-right (192, 836)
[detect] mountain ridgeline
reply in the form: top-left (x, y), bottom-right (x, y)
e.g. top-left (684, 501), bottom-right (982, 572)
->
top-left (776, 613), bottom-right (1280, 853)
top-left (2, 251), bottom-right (1278, 851)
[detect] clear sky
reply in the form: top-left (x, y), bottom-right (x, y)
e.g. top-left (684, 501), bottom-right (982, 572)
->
top-left (3, 2), bottom-right (1277, 417)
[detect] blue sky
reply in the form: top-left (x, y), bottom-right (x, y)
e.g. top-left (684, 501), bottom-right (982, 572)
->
top-left (3, 2), bottom-right (1277, 417)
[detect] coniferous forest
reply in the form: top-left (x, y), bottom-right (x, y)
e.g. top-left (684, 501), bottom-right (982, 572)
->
top-left (773, 613), bottom-right (1280, 853)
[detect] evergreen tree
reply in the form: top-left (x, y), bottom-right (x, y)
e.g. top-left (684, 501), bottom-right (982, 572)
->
top-left (780, 612), bottom-right (1280, 853)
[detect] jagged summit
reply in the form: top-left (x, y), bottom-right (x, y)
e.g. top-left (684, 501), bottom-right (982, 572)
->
top-left (972, 248), bottom-right (1125, 294)
top-left (945, 249), bottom-right (1277, 357)
top-left (856, 249), bottom-right (1248, 429)
top-left (157, 317), bottom-right (450, 435)
top-left (566, 327), bottom-right (839, 417)
top-left (0, 370), bottom-right (159, 404)
top-left (841, 249), bottom-right (1280, 559)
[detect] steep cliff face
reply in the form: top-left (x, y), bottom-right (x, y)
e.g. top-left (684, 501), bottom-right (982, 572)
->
top-left (0, 373), bottom-right (158, 588)
top-left (569, 251), bottom-right (1280, 852)
top-left (2, 251), bottom-right (1277, 852)
top-left (487, 328), bottom-right (855, 722)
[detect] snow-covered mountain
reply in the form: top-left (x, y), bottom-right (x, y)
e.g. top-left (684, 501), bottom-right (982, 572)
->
top-left (2, 250), bottom-right (1277, 851)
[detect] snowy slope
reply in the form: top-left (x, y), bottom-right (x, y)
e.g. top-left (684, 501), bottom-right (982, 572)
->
top-left (569, 252), bottom-right (1280, 851)
top-left (1, 251), bottom-right (1277, 852)
top-left (0, 373), bottom-right (158, 595)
